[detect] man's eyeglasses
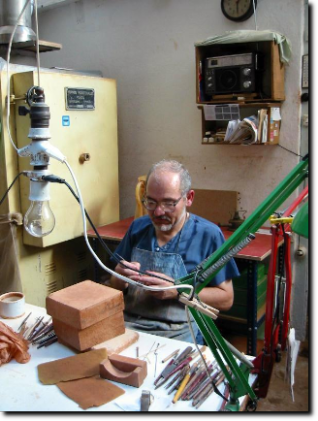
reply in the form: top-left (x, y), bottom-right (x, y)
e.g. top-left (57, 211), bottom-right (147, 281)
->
top-left (142, 196), bottom-right (184, 212)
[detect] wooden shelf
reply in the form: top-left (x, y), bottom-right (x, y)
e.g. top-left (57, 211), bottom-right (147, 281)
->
top-left (195, 41), bottom-right (284, 146)
top-left (198, 102), bottom-right (281, 109)
top-left (199, 103), bottom-right (281, 145)
top-left (0, 39), bottom-right (62, 53)
top-left (195, 40), bottom-right (285, 104)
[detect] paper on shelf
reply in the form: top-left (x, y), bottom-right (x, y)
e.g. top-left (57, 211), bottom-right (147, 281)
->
top-left (227, 115), bottom-right (258, 144)
top-left (224, 119), bottom-right (240, 142)
top-left (203, 104), bottom-right (240, 121)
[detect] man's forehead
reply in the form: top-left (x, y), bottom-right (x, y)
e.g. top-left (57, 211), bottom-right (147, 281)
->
top-left (147, 171), bottom-right (181, 195)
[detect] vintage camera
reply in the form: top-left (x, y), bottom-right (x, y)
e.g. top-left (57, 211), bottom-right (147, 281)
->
top-left (204, 53), bottom-right (258, 96)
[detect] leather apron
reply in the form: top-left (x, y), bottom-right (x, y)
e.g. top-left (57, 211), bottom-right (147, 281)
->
top-left (124, 247), bottom-right (198, 342)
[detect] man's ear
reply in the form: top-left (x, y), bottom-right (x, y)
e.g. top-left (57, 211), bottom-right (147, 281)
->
top-left (185, 190), bottom-right (195, 207)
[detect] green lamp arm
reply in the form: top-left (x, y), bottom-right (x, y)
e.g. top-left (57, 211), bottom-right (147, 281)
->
top-left (177, 156), bottom-right (308, 410)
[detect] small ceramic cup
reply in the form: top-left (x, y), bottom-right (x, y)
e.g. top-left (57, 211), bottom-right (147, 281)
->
top-left (0, 292), bottom-right (25, 319)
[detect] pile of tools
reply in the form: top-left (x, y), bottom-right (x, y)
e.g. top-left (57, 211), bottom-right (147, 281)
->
top-left (154, 346), bottom-right (226, 409)
top-left (17, 312), bottom-right (57, 349)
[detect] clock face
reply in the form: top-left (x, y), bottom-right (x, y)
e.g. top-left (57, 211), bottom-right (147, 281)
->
top-left (221, 0), bottom-right (257, 21)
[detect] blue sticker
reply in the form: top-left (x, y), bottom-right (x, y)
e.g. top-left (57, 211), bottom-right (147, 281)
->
top-left (62, 115), bottom-right (70, 126)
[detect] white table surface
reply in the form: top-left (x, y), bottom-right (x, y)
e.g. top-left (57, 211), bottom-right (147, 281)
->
top-left (0, 303), bottom-right (256, 412)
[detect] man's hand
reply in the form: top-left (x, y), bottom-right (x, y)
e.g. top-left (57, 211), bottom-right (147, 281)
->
top-left (116, 260), bottom-right (141, 278)
top-left (130, 270), bottom-right (178, 300)
top-left (110, 260), bottom-right (141, 291)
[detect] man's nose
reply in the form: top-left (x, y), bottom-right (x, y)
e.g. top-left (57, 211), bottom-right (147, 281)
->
top-left (153, 203), bottom-right (165, 216)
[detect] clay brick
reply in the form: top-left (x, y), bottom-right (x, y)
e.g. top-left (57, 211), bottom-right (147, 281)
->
top-left (100, 354), bottom-right (147, 388)
top-left (53, 311), bottom-right (125, 351)
top-left (46, 280), bottom-right (124, 330)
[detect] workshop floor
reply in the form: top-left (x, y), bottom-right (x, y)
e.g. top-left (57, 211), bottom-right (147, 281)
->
top-left (224, 334), bottom-right (309, 413)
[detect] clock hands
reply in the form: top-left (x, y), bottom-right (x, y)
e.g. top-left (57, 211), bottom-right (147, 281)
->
top-left (236, 0), bottom-right (241, 17)
top-left (222, 0), bottom-right (257, 22)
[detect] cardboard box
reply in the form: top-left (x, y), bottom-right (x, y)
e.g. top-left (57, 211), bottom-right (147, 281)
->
top-left (268, 107), bottom-right (281, 144)
top-left (46, 280), bottom-right (124, 330)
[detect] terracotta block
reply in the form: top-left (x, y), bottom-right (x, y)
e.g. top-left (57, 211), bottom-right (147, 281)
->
top-left (53, 311), bottom-right (125, 351)
top-left (46, 280), bottom-right (124, 330)
top-left (100, 354), bottom-right (147, 388)
top-left (92, 329), bottom-right (139, 355)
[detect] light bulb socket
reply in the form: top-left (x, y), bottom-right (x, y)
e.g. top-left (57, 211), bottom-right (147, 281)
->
top-left (29, 179), bottom-right (50, 202)
top-left (25, 168), bottom-right (50, 181)
top-left (28, 127), bottom-right (51, 141)
top-left (19, 87), bottom-right (50, 129)
top-left (18, 140), bottom-right (65, 164)
top-left (30, 102), bottom-right (51, 129)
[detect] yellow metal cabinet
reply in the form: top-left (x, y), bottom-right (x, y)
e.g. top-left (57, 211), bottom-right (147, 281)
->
top-left (12, 70), bottom-right (119, 247)
top-left (0, 66), bottom-right (119, 306)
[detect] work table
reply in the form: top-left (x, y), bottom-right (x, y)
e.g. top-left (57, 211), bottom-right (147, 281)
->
top-left (87, 216), bottom-right (276, 261)
top-left (0, 303), bottom-right (255, 412)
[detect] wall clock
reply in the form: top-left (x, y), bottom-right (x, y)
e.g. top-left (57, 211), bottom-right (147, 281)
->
top-left (221, 0), bottom-right (257, 22)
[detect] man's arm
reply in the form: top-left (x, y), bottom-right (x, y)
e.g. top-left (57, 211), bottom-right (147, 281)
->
top-left (129, 270), bottom-right (233, 311)
top-left (198, 280), bottom-right (234, 311)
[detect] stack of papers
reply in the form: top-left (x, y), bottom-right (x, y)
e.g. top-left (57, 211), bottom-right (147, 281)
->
top-left (224, 115), bottom-right (258, 145)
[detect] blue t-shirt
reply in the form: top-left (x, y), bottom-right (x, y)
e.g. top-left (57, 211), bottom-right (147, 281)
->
top-left (114, 213), bottom-right (240, 285)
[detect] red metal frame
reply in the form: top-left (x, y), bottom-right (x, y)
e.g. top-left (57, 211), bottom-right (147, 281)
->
top-left (253, 186), bottom-right (308, 398)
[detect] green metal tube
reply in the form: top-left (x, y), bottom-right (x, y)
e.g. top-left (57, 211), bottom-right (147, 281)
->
top-left (176, 157), bottom-right (308, 408)
top-left (178, 158), bottom-right (308, 290)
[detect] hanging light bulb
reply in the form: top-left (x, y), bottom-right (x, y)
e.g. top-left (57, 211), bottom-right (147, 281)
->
top-left (24, 177), bottom-right (55, 237)
top-left (17, 86), bottom-right (65, 238)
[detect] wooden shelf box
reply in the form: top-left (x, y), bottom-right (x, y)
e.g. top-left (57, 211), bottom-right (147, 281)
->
top-left (195, 40), bottom-right (285, 105)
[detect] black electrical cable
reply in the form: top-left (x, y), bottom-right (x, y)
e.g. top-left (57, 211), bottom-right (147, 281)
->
top-left (45, 176), bottom-right (126, 265)
top-left (0, 172), bottom-right (25, 207)
top-left (42, 175), bottom-right (128, 265)
top-left (0, 173), bottom-right (192, 293)
top-left (42, 174), bottom-right (174, 284)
